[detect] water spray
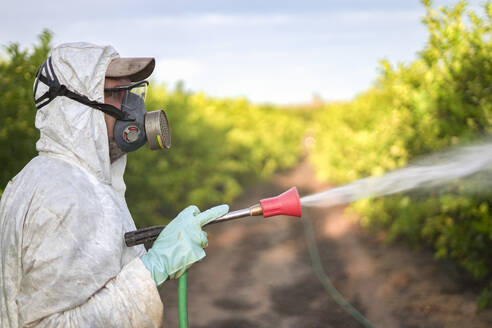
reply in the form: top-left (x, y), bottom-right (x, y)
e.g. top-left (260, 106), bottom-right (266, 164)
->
top-left (301, 141), bottom-right (492, 208)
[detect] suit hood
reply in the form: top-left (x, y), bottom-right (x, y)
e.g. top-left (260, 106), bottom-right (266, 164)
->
top-left (34, 42), bottom-right (127, 193)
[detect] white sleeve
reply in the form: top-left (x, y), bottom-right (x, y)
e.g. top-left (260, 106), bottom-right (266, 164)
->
top-left (17, 188), bottom-right (164, 328)
top-left (24, 258), bottom-right (163, 328)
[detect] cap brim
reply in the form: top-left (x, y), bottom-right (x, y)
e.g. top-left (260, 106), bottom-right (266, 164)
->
top-left (106, 57), bottom-right (155, 81)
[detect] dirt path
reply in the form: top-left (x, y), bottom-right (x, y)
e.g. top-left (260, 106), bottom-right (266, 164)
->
top-left (160, 160), bottom-right (492, 327)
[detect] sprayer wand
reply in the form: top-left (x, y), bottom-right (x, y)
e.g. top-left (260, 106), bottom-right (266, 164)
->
top-left (125, 187), bottom-right (302, 247)
top-left (125, 187), bottom-right (302, 328)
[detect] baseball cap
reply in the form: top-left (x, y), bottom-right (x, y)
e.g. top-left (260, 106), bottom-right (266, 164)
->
top-left (106, 57), bottom-right (155, 81)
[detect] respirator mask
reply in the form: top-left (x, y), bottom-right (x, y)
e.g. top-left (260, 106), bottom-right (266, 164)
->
top-left (33, 57), bottom-right (171, 153)
top-left (104, 80), bottom-right (171, 152)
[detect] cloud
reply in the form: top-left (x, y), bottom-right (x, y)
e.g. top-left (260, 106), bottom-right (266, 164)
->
top-left (142, 13), bottom-right (294, 27)
top-left (154, 58), bottom-right (205, 83)
top-left (1, 2), bottom-right (455, 104)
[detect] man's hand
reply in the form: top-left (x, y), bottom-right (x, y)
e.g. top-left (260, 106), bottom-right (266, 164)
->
top-left (141, 204), bottom-right (229, 286)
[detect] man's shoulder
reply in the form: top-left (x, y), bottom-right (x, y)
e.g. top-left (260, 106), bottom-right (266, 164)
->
top-left (1, 156), bottom-right (106, 230)
top-left (26, 156), bottom-right (110, 223)
top-left (16, 155), bottom-right (102, 202)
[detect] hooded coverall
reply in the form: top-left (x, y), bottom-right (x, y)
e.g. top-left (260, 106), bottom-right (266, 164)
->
top-left (0, 43), bottom-right (164, 327)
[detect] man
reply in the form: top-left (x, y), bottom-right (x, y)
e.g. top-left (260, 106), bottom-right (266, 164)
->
top-left (0, 42), bottom-right (228, 327)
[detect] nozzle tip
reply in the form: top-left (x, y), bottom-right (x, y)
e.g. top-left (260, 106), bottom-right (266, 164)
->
top-left (260, 187), bottom-right (302, 218)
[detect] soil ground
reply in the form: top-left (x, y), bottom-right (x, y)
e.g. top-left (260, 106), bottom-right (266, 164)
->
top-left (160, 160), bottom-right (492, 327)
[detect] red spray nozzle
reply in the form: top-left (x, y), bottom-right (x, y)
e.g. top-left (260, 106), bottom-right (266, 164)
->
top-left (260, 187), bottom-right (302, 218)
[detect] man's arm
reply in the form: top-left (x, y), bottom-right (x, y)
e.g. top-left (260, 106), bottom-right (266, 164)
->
top-left (18, 194), bottom-right (163, 327)
top-left (24, 258), bottom-right (162, 328)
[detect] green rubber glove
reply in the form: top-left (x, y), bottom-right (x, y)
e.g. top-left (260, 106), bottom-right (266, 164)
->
top-left (141, 204), bottom-right (229, 286)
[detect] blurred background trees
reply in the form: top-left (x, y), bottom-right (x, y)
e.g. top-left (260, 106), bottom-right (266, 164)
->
top-left (1, 0), bottom-right (492, 308)
top-left (0, 30), bottom-right (51, 195)
top-left (310, 0), bottom-right (492, 308)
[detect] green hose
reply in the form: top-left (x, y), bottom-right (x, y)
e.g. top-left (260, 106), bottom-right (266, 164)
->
top-left (178, 271), bottom-right (189, 328)
top-left (302, 213), bottom-right (375, 328)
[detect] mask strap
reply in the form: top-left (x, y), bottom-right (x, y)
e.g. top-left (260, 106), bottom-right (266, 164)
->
top-left (34, 57), bottom-right (129, 121)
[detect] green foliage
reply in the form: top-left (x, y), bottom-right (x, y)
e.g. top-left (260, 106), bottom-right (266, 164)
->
top-left (0, 30), bottom-right (52, 197)
top-left (479, 282), bottom-right (492, 309)
top-left (125, 85), bottom-right (305, 226)
top-left (311, 0), bottom-right (492, 306)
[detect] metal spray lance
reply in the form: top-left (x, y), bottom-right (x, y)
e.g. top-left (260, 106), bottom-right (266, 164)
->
top-left (125, 187), bottom-right (302, 247)
top-left (125, 187), bottom-right (303, 328)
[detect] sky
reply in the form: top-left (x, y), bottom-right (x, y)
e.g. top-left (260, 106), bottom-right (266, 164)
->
top-left (0, 0), bottom-right (485, 104)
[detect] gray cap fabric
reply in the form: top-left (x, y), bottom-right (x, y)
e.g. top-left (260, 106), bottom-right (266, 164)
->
top-left (106, 57), bottom-right (155, 81)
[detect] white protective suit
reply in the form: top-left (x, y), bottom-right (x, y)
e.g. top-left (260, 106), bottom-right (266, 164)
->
top-left (0, 43), bottom-right (164, 327)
